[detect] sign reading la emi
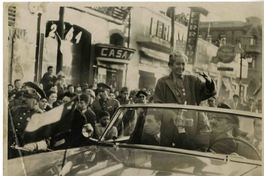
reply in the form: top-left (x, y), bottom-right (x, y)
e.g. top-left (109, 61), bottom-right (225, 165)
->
top-left (216, 44), bottom-right (236, 63)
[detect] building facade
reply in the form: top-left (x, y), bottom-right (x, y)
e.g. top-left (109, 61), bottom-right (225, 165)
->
top-left (6, 3), bottom-right (134, 91)
top-left (6, 4), bottom-right (222, 94)
top-left (200, 17), bottom-right (262, 100)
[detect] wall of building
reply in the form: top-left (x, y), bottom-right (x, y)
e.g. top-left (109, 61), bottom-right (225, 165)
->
top-left (127, 7), bottom-right (189, 90)
top-left (6, 3), bottom-right (37, 83)
top-left (6, 3), bottom-right (131, 87)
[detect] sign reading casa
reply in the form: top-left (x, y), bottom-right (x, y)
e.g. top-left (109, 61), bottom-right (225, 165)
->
top-left (95, 44), bottom-right (135, 60)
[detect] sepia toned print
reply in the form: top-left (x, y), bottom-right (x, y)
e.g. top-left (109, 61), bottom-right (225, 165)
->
top-left (4, 2), bottom-right (262, 176)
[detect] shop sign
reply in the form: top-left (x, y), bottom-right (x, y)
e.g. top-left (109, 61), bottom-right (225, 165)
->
top-left (216, 44), bottom-right (236, 63)
top-left (88, 7), bottom-right (131, 21)
top-left (185, 11), bottom-right (200, 64)
top-left (45, 21), bottom-right (85, 44)
top-left (95, 44), bottom-right (135, 60)
top-left (217, 67), bottom-right (234, 71)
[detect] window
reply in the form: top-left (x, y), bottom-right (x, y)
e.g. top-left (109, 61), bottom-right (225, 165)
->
top-left (250, 35), bottom-right (257, 46)
top-left (156, 20), bottom-right (163, 38)
top-left (110, 33), bottom-right (124, 46)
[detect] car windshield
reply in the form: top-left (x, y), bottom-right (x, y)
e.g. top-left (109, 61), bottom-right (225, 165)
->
top-left (101, 106), bottom-right (262, 161)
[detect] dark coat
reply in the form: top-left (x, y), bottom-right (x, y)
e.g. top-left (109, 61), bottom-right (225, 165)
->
top-left (40, 73), bottom-right (56, 93)
top-left (8, 106), bottom-right (38, 158)
top-left (154, 73), bottom-right (216, 105)
top-left (69, 108), bottom-right (97, 147)
top-left (91, 98), bottom-right (120, 120)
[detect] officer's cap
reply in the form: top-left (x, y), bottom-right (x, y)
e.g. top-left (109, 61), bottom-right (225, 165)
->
top-left (97, 83), bottom-right (111, 92)
top-left (23, 82), bottom-right (46, 100)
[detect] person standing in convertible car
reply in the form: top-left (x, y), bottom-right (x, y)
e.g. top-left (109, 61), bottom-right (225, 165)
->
top-left (154, 52), bottom-right (216, 150)
top-left (154, 52), bottom-right (216, 105)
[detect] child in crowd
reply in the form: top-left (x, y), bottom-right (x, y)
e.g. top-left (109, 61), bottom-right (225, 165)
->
top-left (95, 111), bottom-right (118, 140)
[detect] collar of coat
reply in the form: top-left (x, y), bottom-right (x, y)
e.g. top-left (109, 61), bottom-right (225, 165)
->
top-left (164, 73), bottom-right (186, 104)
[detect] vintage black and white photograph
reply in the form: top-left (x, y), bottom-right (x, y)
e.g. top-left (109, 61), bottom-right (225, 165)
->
top-left (4, 2), bottom-right (263, 175)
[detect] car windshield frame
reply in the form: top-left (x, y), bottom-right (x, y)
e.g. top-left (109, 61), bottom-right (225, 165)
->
top-left (98, 103), bottom-right (262, 163)
top-left (99, 104), bottom-right (262, 141)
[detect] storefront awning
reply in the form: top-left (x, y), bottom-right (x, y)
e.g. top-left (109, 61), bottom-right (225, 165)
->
top-left (137, 35), bottom-right (171, 53)
top-left (139, 47), bottom-right (169, 62)
top-left (97, 57), bottom-right (130, 64)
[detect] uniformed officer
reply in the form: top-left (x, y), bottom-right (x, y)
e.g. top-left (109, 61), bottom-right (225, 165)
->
top-left (91, 83), bottom-right (120, 120)
top-left (8, 82), bottom-right (46, 159)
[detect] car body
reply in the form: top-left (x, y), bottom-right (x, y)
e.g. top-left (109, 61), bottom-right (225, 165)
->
top-left (7, 104), bottom-right (262, 176)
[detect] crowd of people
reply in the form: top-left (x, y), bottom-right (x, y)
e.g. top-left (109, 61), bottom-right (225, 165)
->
top-left (7, 66), bottom-right (157, 159)
top-left (7, 52), bottom-right (262, 159)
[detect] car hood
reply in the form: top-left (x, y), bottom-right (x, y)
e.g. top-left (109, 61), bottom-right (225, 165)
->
top-left (8, 144), bottom-right (261, 176)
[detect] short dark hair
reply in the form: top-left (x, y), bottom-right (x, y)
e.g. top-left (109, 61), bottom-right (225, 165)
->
top-left (14, 79), bottom-right (21, 84)
top-left (98, 111), bottom-right (110, 120)
top-left (46, 90), bottom-right (57, 98)
top-left (78, 94), bottom-right (89, 103)
top-left (67, 84), bottom-right (74, 89)
top-left (120, 87), bottom-right (129, 93)
top-left (47, 66), bottom-right (53, 70)
top-left (217, 103), bottom-right (231, 109)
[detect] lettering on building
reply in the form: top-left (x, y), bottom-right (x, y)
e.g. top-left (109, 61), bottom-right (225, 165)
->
top-left (95, 44), bottom-right (135, 61)
top-left (149, 18), bottom-right (170, 41)
top-left (45, 21), bottom-right (84, 44)
top-left (185, 11), bottom-right (200, 64)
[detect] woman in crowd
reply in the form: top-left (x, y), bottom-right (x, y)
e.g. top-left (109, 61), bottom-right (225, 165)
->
top-left (46, 91), bottom-right (58, 111)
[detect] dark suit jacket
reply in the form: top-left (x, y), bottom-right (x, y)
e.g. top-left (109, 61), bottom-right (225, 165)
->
top-left (154, 73), bottom-right (216, 105)
top-left (69, 108), bottom-right (97, 147)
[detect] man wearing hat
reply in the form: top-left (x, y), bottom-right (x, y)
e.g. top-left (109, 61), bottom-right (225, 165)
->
top-left (208, 103), bottom-right (239, 154)
top-left (8, 82), bottom-right (46, 158)
top-left (154, 52), bottom-right (216, 105)
top-left (91, 83), bottom-right (120, 120)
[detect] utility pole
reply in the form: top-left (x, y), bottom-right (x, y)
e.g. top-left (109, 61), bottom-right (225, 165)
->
top-left (56, 7), bottom-right (64, 74)
top-left (169, 7), bottom-right (175, 51)
top-left (127, 10), bottom-right (131, 48)
top-left (34, 13), bottom-right (42, 82)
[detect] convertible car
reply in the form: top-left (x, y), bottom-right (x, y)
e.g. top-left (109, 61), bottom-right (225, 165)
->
top-left (8, 104), bottom-right (262, 176)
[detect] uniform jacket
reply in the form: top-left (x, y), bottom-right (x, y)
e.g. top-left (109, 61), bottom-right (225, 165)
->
top-left (8, 106), bottom-right (38, 159)
top-left (154, 73), bottom-right (216, 105)
top-left (91, 98), bottom-right (120, 119)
